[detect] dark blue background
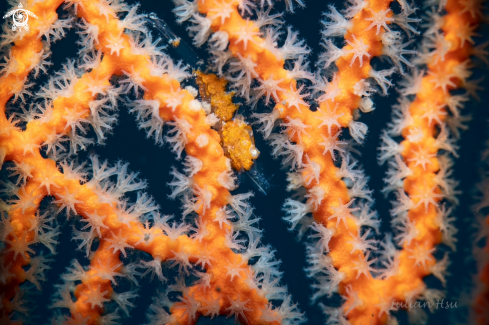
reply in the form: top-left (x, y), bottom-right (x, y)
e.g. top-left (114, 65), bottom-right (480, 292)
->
top-left (0, 0), bottom-right (488, 323)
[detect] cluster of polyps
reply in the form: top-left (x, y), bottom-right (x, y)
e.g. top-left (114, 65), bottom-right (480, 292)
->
top-left (0, 0), bottom-right (486, 323)
top-left (175, 0), bottom-right (485, 323)
top-left (0, 0), bottom-right (307, 324)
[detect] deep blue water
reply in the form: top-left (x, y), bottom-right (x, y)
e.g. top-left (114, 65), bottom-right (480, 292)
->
top-left (1, 0), bottom-right (488, 324)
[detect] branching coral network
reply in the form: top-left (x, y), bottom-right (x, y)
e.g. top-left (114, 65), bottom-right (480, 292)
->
top-left (0, 0), bottom-right (487, 324)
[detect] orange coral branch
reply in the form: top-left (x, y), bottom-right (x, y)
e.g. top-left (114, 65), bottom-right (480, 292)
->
top-left (0, 0), bottom-right (301, 324)
top-left (190, 0), bottom-right (483, 323)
